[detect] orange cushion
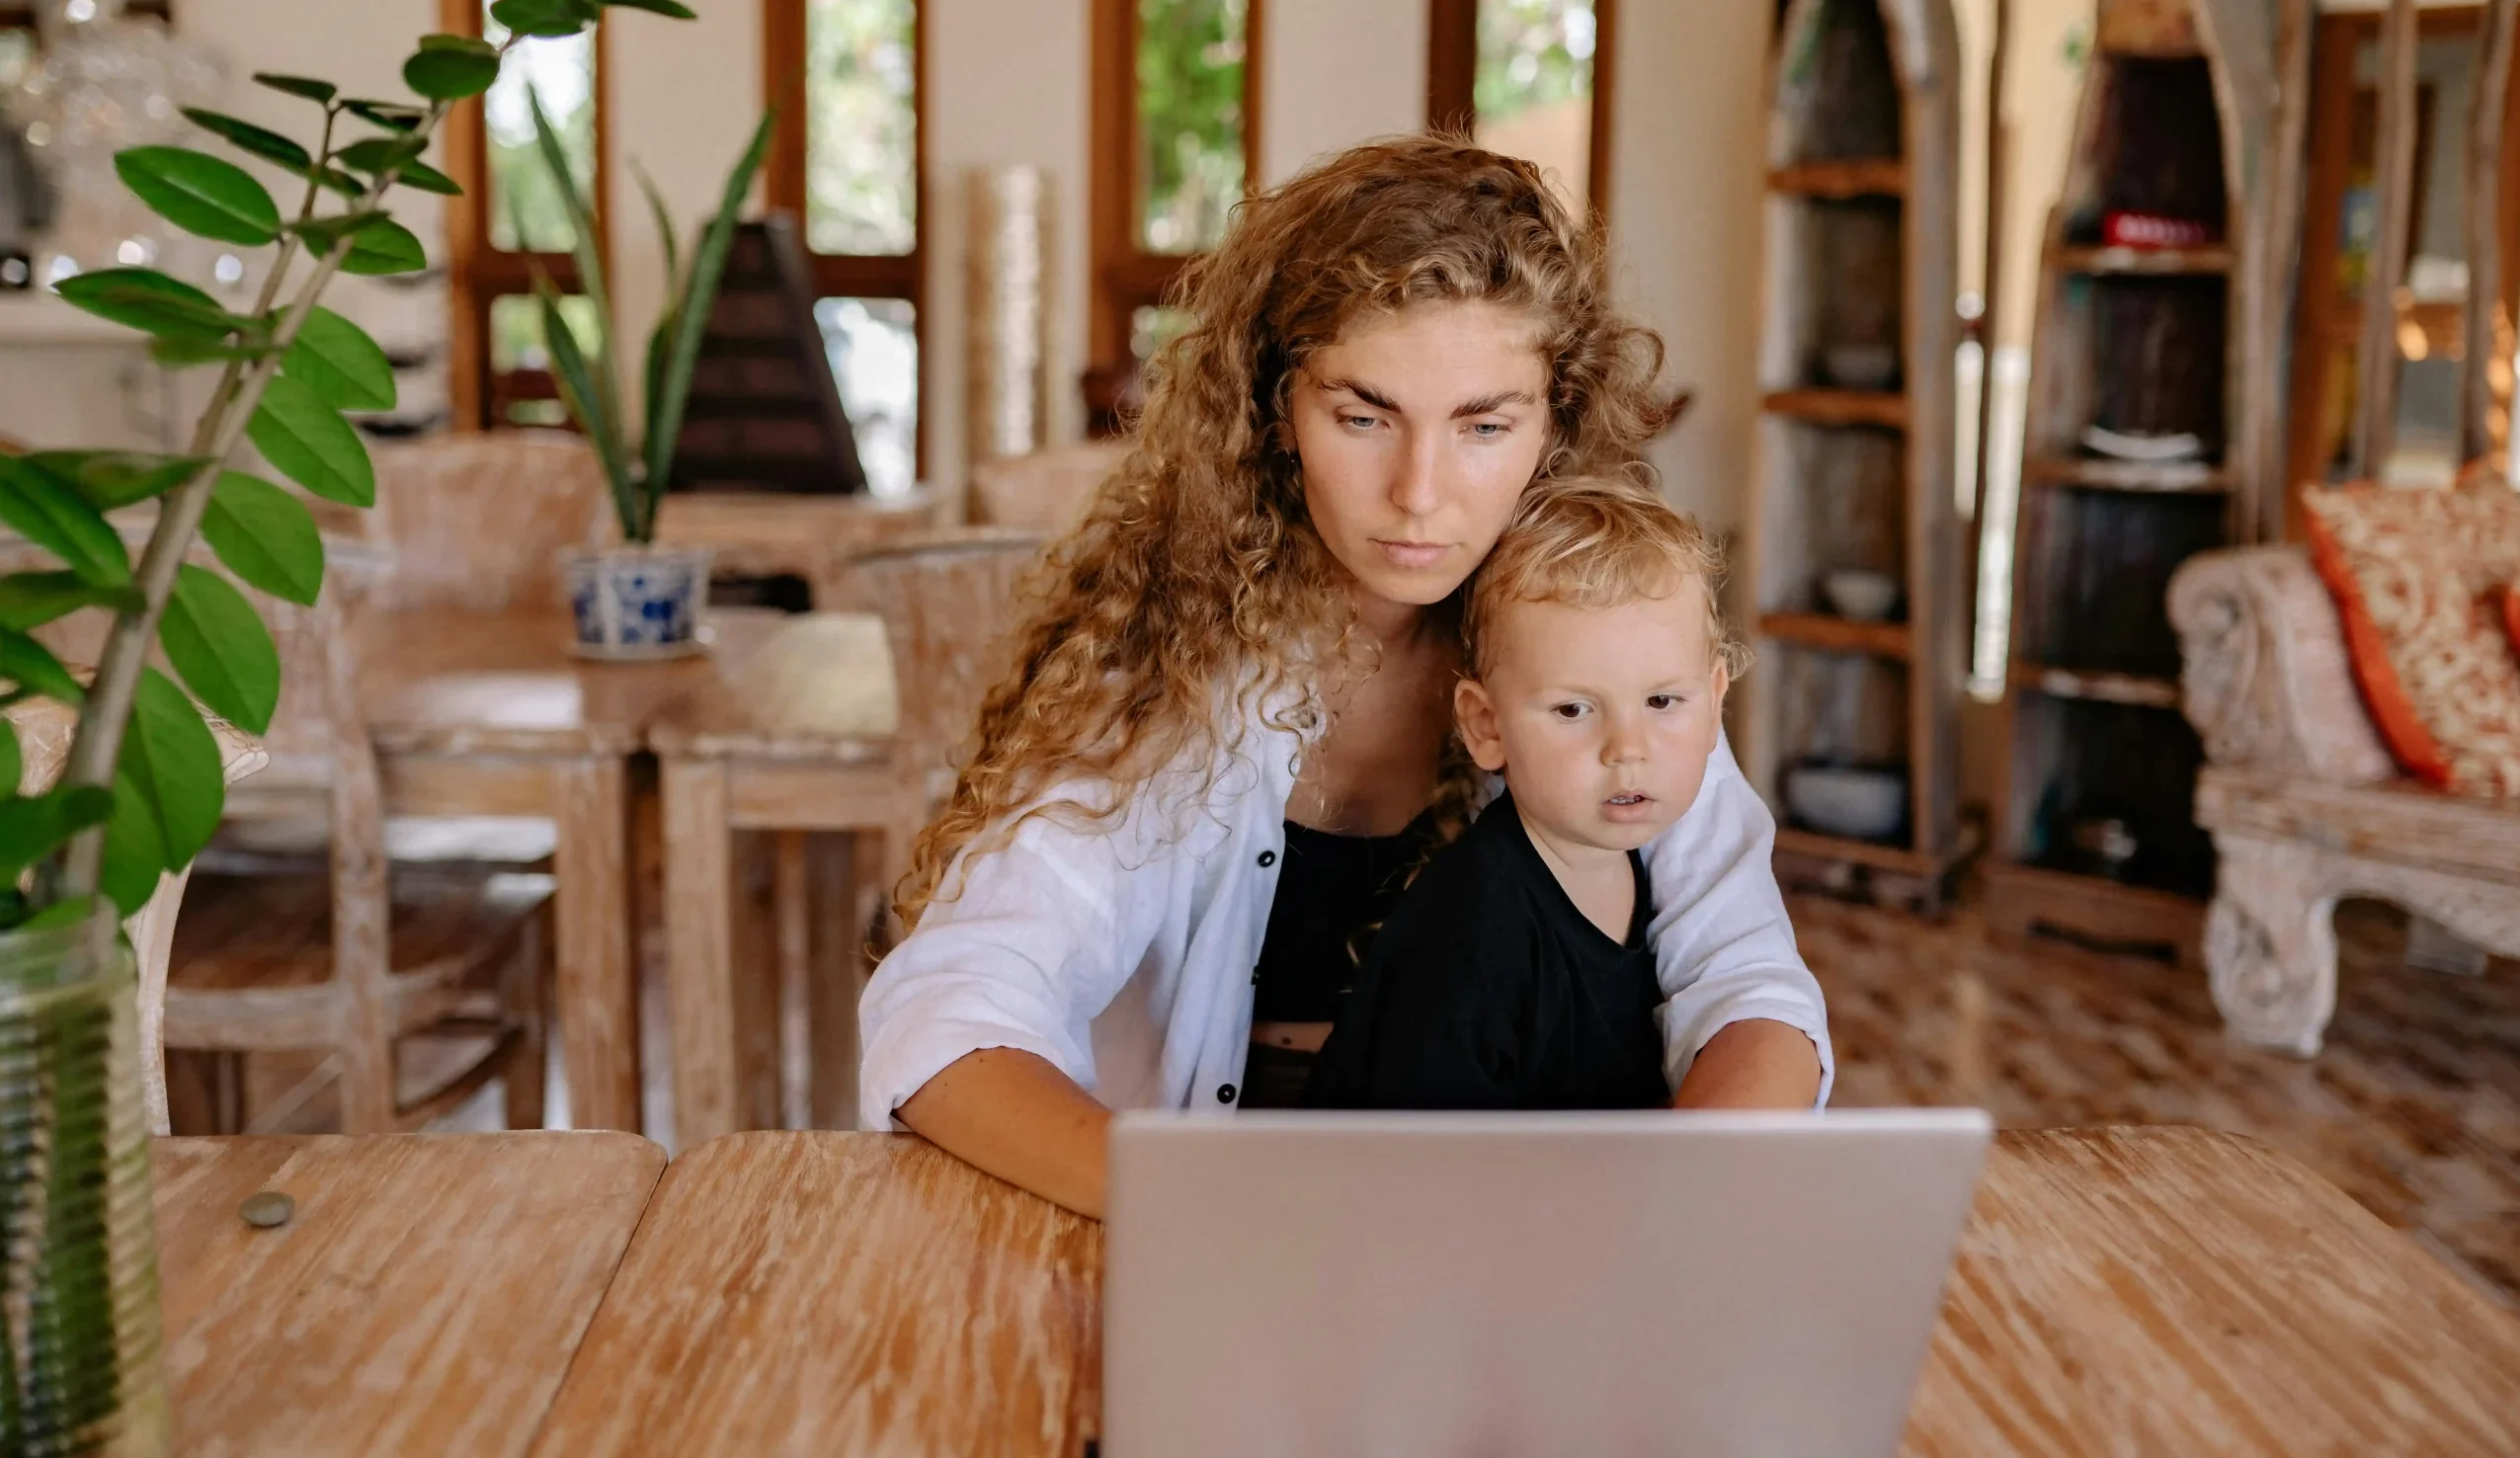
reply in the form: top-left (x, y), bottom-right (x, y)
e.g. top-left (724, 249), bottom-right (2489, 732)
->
top-left (2503, 580), bottom-right (2520, 660)
top-left (2300, 480), bottom-right (2520, 798)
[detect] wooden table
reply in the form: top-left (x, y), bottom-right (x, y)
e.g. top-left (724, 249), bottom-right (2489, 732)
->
top-left (355, 608), bottom-right (737, 1130)
top-left (154, 1131), bottom-right (664, 1455)
top-left (647, 611), bottom-right (902, 1147)
top-left (533, 1126), bottom-right (2520, 1457)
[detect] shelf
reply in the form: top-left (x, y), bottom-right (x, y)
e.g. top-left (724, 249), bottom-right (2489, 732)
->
top-left (1774, 827), bottom-right (1925, 874)
top-left (2007, 661), bottom-right (2183, 710)
top-left (1760, 389), bottom-right (1910, 430)
top-left (2057, 244), bottom-right (2232, 277)
top-left (1767, 159), bottom-right (1907, 200)
top-left (2023, 454), bottom-right (2231, 494)
top-left (1758, 612), bottom-right (1911, 661)
top-left (1982, 860), bottom-right (2206, 962)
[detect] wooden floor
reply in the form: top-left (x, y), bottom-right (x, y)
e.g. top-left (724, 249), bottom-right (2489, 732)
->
top-left (1818, 894), bottom-right (2520, 1311)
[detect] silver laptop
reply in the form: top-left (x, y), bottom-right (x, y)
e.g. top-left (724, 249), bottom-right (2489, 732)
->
top-left (1103, 1108), bottom-right (1991, 1458)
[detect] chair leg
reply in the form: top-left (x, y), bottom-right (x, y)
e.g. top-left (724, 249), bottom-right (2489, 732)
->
top-left (805, 831), bottom-right (873, 1130)
top-left (2204, 832), bottom-right (2340, 1057)
top-left (502, 907), bottom-right (553, 1130)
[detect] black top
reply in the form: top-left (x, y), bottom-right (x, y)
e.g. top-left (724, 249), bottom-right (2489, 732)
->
top-left (1306, 793), bottom-right (1670, 1110)
top-left (1249, 813), bottom-right (1437, 1024)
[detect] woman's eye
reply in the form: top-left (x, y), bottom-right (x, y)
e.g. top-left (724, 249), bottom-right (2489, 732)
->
top-left (1341, 413), bottom-right (1380, 432)
top-left (1467, 421), bottom-right (1510, 440)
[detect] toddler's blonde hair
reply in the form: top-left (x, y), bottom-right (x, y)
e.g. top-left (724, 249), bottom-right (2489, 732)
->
top-left (1462, 478), bottom-right (1748, 681)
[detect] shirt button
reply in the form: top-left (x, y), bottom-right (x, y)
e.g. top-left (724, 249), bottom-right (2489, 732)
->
top-left (1217, 1084), bottom-right (1237, 1104)
top-left (1258, 850), bottom-right (1276, 867)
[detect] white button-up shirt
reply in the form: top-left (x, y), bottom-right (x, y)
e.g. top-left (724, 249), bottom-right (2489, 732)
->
top-left (857, 716), bottom-right (1832, 1124)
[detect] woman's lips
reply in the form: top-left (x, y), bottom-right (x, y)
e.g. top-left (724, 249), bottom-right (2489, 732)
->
top-left (1372, 538), bottom-right (1451, 570)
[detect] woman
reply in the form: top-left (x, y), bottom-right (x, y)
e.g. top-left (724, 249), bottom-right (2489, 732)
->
top-left (861, 135), bottom-right (1829, 1218)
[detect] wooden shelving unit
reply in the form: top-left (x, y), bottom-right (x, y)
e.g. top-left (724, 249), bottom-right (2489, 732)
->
top-left (1983, 0), bottom-right (2291, 960)
top-left (1740, 0), bottom-right (1966, 912)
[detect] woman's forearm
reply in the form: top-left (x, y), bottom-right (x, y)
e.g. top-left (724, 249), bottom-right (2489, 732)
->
top-left (895, 1047), bottom-right (1114, 1219)
top-left (1670, 1018), bottom-right (1824, 1109)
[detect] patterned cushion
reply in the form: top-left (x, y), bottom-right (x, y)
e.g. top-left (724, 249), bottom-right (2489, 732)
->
top-left (2300, 481), bottom-right (2520, 798)
top-left (2503, 581), bottom-right (2520, 660)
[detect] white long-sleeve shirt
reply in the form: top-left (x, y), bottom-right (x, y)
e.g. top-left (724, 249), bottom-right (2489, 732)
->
top-left (857, 714), bottom-right (1832, 1125)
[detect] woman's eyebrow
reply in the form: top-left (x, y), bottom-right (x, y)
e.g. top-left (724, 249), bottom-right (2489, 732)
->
top-left (1452, 389), bottom-right (1537, 418)
top-left (1315, 375), bottom-right (1400, 411)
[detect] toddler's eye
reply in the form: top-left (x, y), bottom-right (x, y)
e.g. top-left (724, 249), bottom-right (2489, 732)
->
top-left (1647, 693), bottom-right (1680, 711)
top-left (1551, 701), bottom-right (1590, 721)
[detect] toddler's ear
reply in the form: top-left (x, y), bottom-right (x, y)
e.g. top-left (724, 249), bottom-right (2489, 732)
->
top-left (1454, 678), bottom-right (1507, 773)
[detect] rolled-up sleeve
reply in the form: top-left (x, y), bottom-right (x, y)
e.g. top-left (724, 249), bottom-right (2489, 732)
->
top-left (1639, 733), bottom-right (1834, 1105)
top-left (856, 795), bottom-right (1166, 1127)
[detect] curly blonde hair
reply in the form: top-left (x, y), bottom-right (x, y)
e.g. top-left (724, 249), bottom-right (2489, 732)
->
top-left (896, 134), bottom-right (1668, 930)
top-left (1462, 479), bottom-right (1750, 682)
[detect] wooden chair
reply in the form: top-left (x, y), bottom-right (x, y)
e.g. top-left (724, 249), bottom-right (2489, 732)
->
top-left (161, 584), bottom-right (555, 1134)
top-left (823, 528), bottom-right (1051, 879)
top-left (364, 430), bottom-right (613, 611)
top-left (966, 442), bottom-right (1125, 535)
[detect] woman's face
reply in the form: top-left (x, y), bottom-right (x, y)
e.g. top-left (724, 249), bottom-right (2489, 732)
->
top-left (1289, 300), bottom-right (1552, 613)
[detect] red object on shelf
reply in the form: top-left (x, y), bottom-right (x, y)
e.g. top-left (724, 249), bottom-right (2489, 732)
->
top-left (2100, 210), bottom-right (2220, 250)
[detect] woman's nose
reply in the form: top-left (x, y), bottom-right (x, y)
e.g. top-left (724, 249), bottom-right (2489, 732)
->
top-left (1388, 429), bottom-right (1443, 519)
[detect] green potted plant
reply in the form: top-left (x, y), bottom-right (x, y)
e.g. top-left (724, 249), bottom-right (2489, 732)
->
top-left (521, 88), bottom-right (772, 658)
top-left (0, 1), bottom-right (696, 1448)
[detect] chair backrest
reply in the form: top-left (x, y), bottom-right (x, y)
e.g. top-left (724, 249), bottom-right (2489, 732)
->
top-left (966, 442), bottom-right (1126, 535)
top-left (823, 529), bottom-right (1049, 783)
top-left (366, 431), bottom-right (614, 610)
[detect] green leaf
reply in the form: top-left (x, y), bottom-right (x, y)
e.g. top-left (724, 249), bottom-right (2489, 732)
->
top-left (527, 86), bottom-right (627, 524)
top-left (150, 336), bottom-right (279, 368)
top-left (344, 100), bottom-right (427, 134)
top-left (301, 163), bottom-right (368, 199)
top-left (0, 720), bottom-right (17, 798)
top-left (27, 450), bottom-right (210, 511)
top-left (404, 37), bottom-right (501, 101)
top-left (492, 0), bottom-right (592, 36)
top-left (248, 372), bottom-right (374, 507)
top-left (23, 894), bottom-right (101, 931)
top-left (124, 667), bottom-right (226, 869)
top-left (340, 218), bottom-right (429, 276)
top-left (0, 456), bottom-right (129, 588)
top-left (180, 108), bottom-right (312, 172)
top-left (287, 209), bottom-right (394, 257)
top-left (0, 630), bottom-right (84, 703)
top-left (253, 73), bottom-right (337, 105)
top-left (159, 564), bottom-right (280, 736)
top-left (533, 275), bottom-right (634, 511)
top-left (282, 305), bottom-right (396, 412)
top-left (52, 268), bottom-right (239, 343)
top-left (647, 110), bottom-right (775, 538)
top-left (0, 573), bottom-right (137, 632)
top-left (202, 473), bottom-right (325, 607)
top-left (99, 774), bottom-right (167, 917)
top-left (0, 787), bottom-right (115, 886)
top-left (114, 146), bottom-right (283, 246)
top-left (335, 136), bottom-right (459, 196)
top-left (603, 0), bottom-right (699, 17)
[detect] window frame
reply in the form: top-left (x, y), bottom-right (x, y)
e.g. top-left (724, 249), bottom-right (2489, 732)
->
top-left (1087, 0), bottom-right (1266, 421)
top-left (762, 0), bottom-right (929, 476)
top-left (1424, 0), bottom-right (1618, 220)
top-left (441, 0), bottom-right (612, 432)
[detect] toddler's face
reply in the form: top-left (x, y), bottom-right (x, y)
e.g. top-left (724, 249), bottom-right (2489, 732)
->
top-left (1456, 586), bottom-right (1730, 854)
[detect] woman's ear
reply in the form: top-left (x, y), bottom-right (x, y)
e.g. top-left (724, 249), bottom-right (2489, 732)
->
top-left (1454, 677), bottom-right (1507, 773)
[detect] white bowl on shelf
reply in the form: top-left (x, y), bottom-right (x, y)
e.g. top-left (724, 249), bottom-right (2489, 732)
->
top-left (1821, 570), bottom-right (1901, 622)
top-left (1783, 764), bottom-right (1908, 843)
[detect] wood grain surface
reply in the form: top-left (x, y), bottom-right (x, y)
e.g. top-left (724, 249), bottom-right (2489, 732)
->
top-left (534, 1127), bottom-right (2520, 1457)
top-left (154, 1132), bottom-right (665, 1457)
top-left (529, 1133), bottom-right (1100, 1458)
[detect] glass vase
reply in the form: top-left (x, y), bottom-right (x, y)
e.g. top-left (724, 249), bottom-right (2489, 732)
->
top-left (0, 917), bottom-right (168, 1457)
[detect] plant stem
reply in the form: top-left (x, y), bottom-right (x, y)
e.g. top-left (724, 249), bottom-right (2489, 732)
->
top-left (52, 94), bottom-right (464, 906)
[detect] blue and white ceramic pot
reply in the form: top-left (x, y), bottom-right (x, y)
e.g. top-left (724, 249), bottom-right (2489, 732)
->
top-left (563, 544), bottom-right (713, 660)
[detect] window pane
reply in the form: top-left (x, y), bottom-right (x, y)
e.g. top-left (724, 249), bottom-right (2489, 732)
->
top-left (0, 31), bottom-right (35, 91)
top-left (815, 296), bottom-right (918, 497)
top-left (1136, 0), bottom-right (1248, 254)
top-left (483, 3), bottom-right (596, 254)
top-left (1474, 0), bottom-right (1595, 213)
top-left (490, 292), bottom-right (600, 374)
top-left (806, 0), bottom-right (918, 256)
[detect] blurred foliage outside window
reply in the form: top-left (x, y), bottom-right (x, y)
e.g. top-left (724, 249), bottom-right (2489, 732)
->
top-left (1475, 0), bottom-right (1594, 123)
top-left (484, 1), bottom-right (596, 254)
top-left (1137, 0), bottom-right (1246, 254)
top-left (807, 0), bottom-right (917, 256)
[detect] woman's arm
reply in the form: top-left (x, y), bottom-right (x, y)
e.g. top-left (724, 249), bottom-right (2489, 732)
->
top-left (1669, 1018), bottom-right (1823, 1108)
top-left (898, 1047), bottom-right (1113, 1218)
top-left (1640, 734), bottom-right (1836, 1105)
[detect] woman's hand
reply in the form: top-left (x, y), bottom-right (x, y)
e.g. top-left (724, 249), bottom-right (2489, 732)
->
top-left (896, 1048), bottom-right (1114, 1219)
top-left (1669, 1018), bottom-right (1824, 1109)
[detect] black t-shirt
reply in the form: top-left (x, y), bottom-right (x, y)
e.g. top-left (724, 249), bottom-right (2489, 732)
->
top-left (1306, 793), bottom-right (1671, 1110)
